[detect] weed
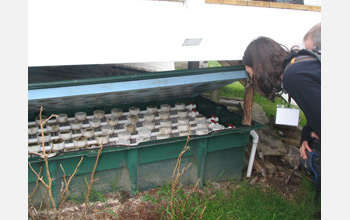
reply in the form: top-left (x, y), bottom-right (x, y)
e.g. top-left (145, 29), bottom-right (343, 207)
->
top-left (67, 179), bottom-right (106, 204)
top-left (144, 178), bottom-right (320, 220)
top-left (215, 171), bottom-right (225, 182)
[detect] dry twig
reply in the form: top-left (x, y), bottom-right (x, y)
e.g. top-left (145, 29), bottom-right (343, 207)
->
top-left (180, 179), bottom-right (201, 218)
top-left (58, 156), bottom-right (84, 218)
top-left (188, 195), bottom-right (216, 220)
top-left (170, 128), bottom-right (192, 219)
top-left (199, 205), bottom-right (207, 220)
top-left (28, 107), bottom-right (59, 218)
top-left (28, 166), bottom-right (43, 219)
top-left (84, 144), bottom-right (104, 214)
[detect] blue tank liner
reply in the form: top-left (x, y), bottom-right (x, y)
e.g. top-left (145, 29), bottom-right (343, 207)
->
top-left (28, 66), bottom-right (247, 113)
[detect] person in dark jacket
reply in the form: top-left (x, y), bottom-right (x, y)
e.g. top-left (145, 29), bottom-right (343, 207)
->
top-left (241, 35), bottom-right (321, 156)
top-left (299, 22), bottom-right (321, 160)
top-left (242, 29), bottom-right (321, 201)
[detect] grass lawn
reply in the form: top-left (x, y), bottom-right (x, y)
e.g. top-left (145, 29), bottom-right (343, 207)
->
top-left (142, 177), bottom-right (321, 220)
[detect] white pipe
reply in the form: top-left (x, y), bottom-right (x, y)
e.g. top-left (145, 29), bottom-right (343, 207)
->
top-left (247, 130), bottom-right (259, 178)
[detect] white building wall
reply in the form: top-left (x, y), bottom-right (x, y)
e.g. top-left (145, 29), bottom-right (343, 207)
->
top-left (28, 0), bottom-right (321, 67)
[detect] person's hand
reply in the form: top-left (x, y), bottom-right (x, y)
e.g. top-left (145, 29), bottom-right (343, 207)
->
top-left (300, 132), bottom-right (320, 159)
top-left (300, 140), bottom-right (312, 160)
top-left (311, 131), bottom-right (320, 140)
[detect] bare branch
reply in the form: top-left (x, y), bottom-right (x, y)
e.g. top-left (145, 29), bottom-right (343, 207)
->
top-left (188, 195), bottom-right (216, 220)
top-left (28, 163), bottom-right (48, 188)
top-left (38, 107), bottom-right (58, 215)
top-left (180, 179), bottom-right (200, 217)
top-left (58, 156), bottom-right (84, 218)
top-left (60, 164), bottom-right (68, 186)
top-left (170, 128), bottom-right (192, 218)
top-left (28, 166), bottom-right (43, 219)
top-left (29, 166), bottom-right (43, 199)
top-left (60, 158), bottom-right (83, 203)
top-left (85, 144), bottom-right (104, 213)
top-left (42, 114), bottom-right (59, 126)
top-left (198, 206), bottom-right (207, 220)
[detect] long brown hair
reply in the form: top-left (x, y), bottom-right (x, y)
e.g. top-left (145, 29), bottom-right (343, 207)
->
top-left (242, 37), bottom-right (290, 101)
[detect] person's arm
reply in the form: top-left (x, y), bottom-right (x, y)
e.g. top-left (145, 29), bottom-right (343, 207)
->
top-left (283, 61), bottom-right (321, 159)
top-left (283, 61), bottom-right (321, 138)
top-left (300, 129), bottom-right (319, 160)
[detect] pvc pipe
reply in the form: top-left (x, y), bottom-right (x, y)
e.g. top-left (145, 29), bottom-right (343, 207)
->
top-left (247, 130), bottom-right (259, 177)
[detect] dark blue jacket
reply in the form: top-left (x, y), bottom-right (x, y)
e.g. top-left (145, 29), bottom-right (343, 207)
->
top-left (282, 52), bottom-right (321, 143)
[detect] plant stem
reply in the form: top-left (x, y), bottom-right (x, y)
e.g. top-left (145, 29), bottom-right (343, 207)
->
top-left (85, 144), bottom-right (104, 213)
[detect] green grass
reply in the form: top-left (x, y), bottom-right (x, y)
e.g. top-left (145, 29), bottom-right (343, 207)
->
top-left (208, 61), bottom-right (223, 68)
top-left (142, 178), bottom-right (320, 220)
top-left (220, 81), bottom-right (307, 127)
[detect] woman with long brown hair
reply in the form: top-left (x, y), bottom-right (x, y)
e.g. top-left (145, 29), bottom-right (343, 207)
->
top-left (242, 34), bottom-right (321, 202)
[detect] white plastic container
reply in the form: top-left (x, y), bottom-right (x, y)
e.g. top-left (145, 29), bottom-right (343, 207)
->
top-left (159, 112), bottom-right (170, 120)
top-left (129, 107), bottom-right (140, 115)
top-left (28, 125), bottom-right (39, 135)
top-left (73, 136), bottom-right (88, 148)
top-left (70, 120), bottom-right (83, 130)
top-left (75, 112), bottom-right (87, 121)
top-left (177, 117), bottom-right (189, 125)
top-left (35, 115), bottom-right (47, 126)
top-left (56, 113), bottom-right (68, 123)
top-left (93, 110), bottom-right (105, 119)
top-left (106, 116), bottom-right (118, 126)
top-left (188, 111), bottom-right (199, 118)
top-left (43, 144), bottom-right (54, 153)
top-left (96, 134), bottom-right (109, 145)
top-left (157, 134), bottom-right (170, 139)
top-left (159, 126), bottom-right (172, 135)
top-left (138, 128), bottom-right (151, 139)
top-left (102, 125), bottom-right (114, 135)
top-left (127, 115), bottom-right (139, 124)
top-left (125, 123), bottom-right (136, 133)
top-left (111, 108), bottom-right (123, 118)
top-left (196, 128), bottom-right (209, 135)
top-left (175, 103), bottom-right (185, 110)
top-left (177, 110), bottom-right (188, 118)
top-left (89, 118), bottom-right (101, 128)
top-left (146, 105), bottom-right (157, 114)
top-left (143, 113), bottom-right (155, 122)
top-left (82, 127), bottom-right (94, 138)
top-left (37, 132), bottom-right (51, 143)
top-left (28, 142), bottom-right (41, 153)
top-left (51, 138), bottom-right (65, 151)
top-left (47, 123), bottom-right (59, 133)
top-left (59, 130), bottom-right (72, 140)
top-left (160, 104), bottom-right (171, 112)
top-left (179, 131), bottom-right (189, 137)
top-left (117, 131), bottom-right (131, 145)
top-left (195, 116), bottom-right (206, 123)
top-left (143, 121), bottom-right (155, 130)
top-left (197, 120), bottom-right (208, 129)
top-left (118, 131), bottom-right (131, 140)
top-left (160, 120), bottom-right (172, 127)
top-left (210, 124), bottom-right (225, 131)
top-left (177, 124), bottom-right (189, 132)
